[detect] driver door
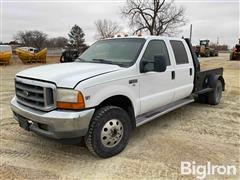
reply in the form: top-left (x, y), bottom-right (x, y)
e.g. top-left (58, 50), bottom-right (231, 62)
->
top-left (139, 40), bottom-right (175, 114)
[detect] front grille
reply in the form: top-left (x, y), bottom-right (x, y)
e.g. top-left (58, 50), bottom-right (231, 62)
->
top-left (15, 77), bottom-right (56, 111)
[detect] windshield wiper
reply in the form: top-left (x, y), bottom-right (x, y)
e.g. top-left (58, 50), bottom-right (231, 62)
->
top-left (75, 57), bottom-right (86, 62)
top-left (92, 58), bottom-right (114, 64)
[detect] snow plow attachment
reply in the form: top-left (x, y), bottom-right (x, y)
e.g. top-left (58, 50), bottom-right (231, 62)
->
top-left (0, 45), bottom-right (12, 65)
top-left (16, 48), bottom-right (47, 64)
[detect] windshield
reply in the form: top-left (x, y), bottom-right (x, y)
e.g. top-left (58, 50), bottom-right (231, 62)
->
top-left (77, 38), bottom-right (145, 67)
top-left (0, 45), bottom-right (12, 52)
top-left (200, 41), bottom-right (208, 46)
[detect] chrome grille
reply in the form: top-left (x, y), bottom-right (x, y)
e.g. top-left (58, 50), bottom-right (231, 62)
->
top-left (15, 77), bottom-right (56, 111)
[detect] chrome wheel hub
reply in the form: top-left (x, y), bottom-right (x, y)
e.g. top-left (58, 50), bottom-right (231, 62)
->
top-left (101, 119), bottom-right (123, 148)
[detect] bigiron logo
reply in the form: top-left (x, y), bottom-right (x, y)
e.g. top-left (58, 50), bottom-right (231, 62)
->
top-left (180, 161), bottom-right (237, 179)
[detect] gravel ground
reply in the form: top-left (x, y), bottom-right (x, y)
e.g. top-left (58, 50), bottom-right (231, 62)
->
top-left (0, 53), bottom-right (239, 179)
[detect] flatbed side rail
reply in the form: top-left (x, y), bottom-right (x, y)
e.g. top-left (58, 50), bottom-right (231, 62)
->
top-left (194, 67), bottom-right (224, 94)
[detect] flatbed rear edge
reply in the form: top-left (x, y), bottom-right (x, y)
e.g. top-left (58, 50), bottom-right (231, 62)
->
top-left (184, 38), bottom-right (225, 96)
top-left (194, 67), bottom-right (225, 94)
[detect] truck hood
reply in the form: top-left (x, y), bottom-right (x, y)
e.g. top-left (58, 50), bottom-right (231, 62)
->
top-left (16, 62), bottom-right (121, 88)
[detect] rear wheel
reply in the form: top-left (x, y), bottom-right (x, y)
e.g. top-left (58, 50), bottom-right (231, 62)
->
top-left (230, 53), bottom-right (235, 60)
top-left (210, 51), bottom-right (214, 57)
top-left (85, 106), bottom-right (131, 158)
top-left (205, 51), bottom-right (210, 57)
top-left (195, 94), bottom-right (207, 103)
top-left (207, 80), bottom-right (222, 105)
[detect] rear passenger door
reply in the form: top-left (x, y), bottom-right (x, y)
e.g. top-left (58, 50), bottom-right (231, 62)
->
top-left (170, 40), bottom-right (194, 101)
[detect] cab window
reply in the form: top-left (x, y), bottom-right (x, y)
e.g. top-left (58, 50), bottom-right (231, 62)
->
top-left (170, 40), bottom-right (189, 64)
top-left (142, 40), bottom-right (171, 66)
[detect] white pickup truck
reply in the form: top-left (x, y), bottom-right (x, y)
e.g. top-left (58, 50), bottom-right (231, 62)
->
top-left (11, 36), bottom-right (225, 158)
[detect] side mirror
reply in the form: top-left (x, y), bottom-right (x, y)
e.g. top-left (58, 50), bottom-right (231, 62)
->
top-left (140, 55), bottom-right (167, 73)
top-left (154, 55), bottom-right (167, 72)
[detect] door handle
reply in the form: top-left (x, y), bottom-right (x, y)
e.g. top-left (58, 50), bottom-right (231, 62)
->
top-left (171, 71), bottom-right (175, 80)
top-left (129, 79), bottom-right (138, 84)
top-left (190, 68), bottom-right (193, 76)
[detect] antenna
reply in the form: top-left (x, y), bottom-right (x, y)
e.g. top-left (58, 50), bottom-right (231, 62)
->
top-left (190, 24), bottom-right (192, 42)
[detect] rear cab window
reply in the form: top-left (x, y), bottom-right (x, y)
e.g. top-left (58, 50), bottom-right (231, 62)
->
top-left (170, 40), bottom-right (189, 65)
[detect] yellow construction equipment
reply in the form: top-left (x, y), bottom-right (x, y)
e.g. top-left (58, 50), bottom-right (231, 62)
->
top-left (230, 38), bottom-right (240, 60)
top-left (0, 45), bottom-right (12, 65)
top-left (195, 40), bottom-right (218, 57)
top-left (16, 48), bottom-right (47, 64)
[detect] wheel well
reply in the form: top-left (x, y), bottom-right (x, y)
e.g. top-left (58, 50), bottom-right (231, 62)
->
top-left (218, 76), bottom-right (225, 91)
top-left (97, 95), bottom-right (136, 129)
top-left (208, 75), bottom-right (225, 91)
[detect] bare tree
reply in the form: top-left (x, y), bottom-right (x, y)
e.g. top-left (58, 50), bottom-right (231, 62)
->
top-left (46, 37), bottom-right (68, 48)
top-left (121, 0), bottom-right (186, 36)
top-left (14, 30), bottom-right (48, 49)
top-left (95, 19), bottom-right (122, 39)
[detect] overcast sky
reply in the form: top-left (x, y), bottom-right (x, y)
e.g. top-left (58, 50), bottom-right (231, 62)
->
top-left (1, 0), bottom-right (239, 47)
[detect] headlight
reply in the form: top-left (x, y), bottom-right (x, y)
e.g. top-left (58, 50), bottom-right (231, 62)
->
top-left (56, 89), bottom-right (85, 109)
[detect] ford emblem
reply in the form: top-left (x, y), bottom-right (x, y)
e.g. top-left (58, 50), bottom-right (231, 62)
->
top-left (23, 90), bottom-right (29, 97)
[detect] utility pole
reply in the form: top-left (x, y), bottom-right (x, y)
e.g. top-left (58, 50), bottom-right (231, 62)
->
top-left (190, 24), bottom-right (192, 43)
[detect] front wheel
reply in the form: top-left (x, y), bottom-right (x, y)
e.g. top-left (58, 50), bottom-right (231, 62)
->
top-left (85, 106), bottom-right (131, 158)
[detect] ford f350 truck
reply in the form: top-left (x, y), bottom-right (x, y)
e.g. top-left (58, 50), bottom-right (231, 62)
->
top-left (11, 36), bottom-right (225, 158)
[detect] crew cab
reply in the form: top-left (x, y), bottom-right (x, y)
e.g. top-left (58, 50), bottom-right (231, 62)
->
top-left (10, 36), bottom-right (225, 158)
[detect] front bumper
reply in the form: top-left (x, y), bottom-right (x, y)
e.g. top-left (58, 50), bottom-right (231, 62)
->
top-left (10, 96), bottom-right (95, 139)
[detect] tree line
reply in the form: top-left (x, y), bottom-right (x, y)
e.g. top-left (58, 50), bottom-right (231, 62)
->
top-left (9, 0), bottom-right (186, 51)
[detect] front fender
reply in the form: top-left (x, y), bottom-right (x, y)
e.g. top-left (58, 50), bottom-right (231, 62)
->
top-left (79, 82), bottom-right (140, 116)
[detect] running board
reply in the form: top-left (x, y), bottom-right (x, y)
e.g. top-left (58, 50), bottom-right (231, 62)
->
top-left (194, 87), bottom-right (213, 95)
top-left (136, 97), bottom-right (194, 127)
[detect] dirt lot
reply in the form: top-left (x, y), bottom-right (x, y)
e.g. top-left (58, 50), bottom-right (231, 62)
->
top-left (0, 53), bottom-right (239, 179)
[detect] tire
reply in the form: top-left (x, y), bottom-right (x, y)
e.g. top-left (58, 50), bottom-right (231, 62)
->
top-left (60, 55), bottom-right (64, 63)
top-left (85, 106), bottom-right (131, 158)
top-left (210, 51), bottom-right (214, 57)
top-left (205, 52), bottom-right (210, 57)
top-left (195, 94), bottom-right (207, 103)
top-left (207, 80), bottom-right (223, 105)
top-left (230, 53), bottom-right (235, 60)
